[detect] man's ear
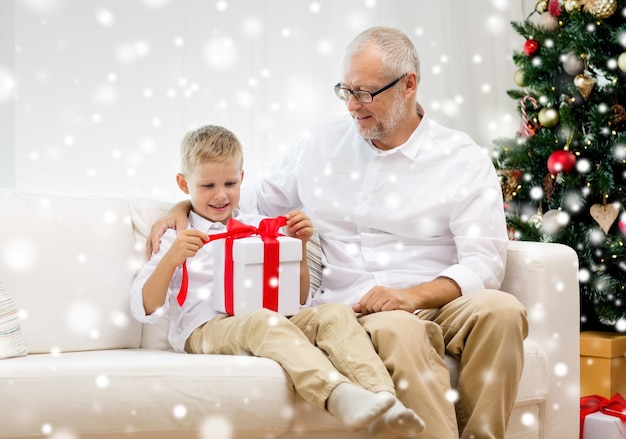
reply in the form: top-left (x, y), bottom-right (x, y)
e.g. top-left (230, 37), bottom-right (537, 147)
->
top-left (176, 173), bottom-right (190, 194)
top-left (405, 71), bottom-right (418, 99)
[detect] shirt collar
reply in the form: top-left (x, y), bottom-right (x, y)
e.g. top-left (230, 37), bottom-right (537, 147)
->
top-left (188, 208), bottom-right (242, 233)
top-left (368, 102), bottom-right (429, 160)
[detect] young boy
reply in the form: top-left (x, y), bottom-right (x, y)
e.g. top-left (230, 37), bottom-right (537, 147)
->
top-left (130, 125), bottom-right (425, 438)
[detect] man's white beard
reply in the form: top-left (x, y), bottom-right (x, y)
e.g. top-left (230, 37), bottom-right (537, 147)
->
top-left (356, 94), bottom-right (405, 142)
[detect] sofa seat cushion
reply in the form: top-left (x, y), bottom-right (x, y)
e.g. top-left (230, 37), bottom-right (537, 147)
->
top-left (0, 349), bottom-right (294, 438)
top-left (512, 338), bottom-right (548, 405)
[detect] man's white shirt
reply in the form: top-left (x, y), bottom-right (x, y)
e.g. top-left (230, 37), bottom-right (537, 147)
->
top-left (255, 106), bottom-right (508, 307)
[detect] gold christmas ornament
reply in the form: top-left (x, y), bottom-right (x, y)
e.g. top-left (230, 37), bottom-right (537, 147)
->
top-left (590, 203), bottom-right (620, 233)
top-left (514, 69), bottom-right (526, 87)
top-left (529, 211), bottom-right (543, 228)
top-left (582, 0), bottom-right (617, 19)
top-left (574, 73), bottom-right (596, 99)
top-left (564, 0), bottom-right (580, 13)
top-left (535, 0), bottom-right (548, 13)
top-left (618, 52), bottom-right (626, 72)
top-left (538, 107), bottom-right (560, 127)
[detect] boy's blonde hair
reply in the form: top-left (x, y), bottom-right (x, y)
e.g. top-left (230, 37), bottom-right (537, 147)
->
top-left (180, 125), bottom-right (244, 175)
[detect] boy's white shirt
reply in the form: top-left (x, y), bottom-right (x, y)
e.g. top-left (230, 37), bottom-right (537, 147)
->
top-left (130, 209), bottom-right (266, 353)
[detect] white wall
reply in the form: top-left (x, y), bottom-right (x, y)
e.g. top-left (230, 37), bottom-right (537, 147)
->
top-left (2, 0), bottom-right (530, 200)
top-left (0, 0), bottom-right (15, 188)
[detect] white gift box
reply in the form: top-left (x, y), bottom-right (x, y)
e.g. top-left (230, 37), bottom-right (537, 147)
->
top-left (213, 235), bottom-right (301, 316)
top-left (583, 411), bottom-right (626, 439)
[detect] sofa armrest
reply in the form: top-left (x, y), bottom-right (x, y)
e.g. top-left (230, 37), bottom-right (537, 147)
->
top-left (501, 240), bottom-right (580, 438)
top-left (501, 241), bottom-right (579, 356)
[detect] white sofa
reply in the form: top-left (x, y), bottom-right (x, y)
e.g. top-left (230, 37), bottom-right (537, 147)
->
top-left (0, 189), bottom-right (580, 439)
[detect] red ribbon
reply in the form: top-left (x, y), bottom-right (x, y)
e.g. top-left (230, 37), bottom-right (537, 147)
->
top-left (176, 216), bottom-right (287, 315)
top-left (580, 393), bottom-right (626, 438)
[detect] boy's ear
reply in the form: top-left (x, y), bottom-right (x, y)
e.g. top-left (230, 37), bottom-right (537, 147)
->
top-left (176, 173), bottom-right (190, 194)
top-left (241, 169), bottom-right (245, 183)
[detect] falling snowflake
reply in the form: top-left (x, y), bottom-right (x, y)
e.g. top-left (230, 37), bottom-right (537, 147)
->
top-left (200, 416), bottom-right (233, 439)
top-left (172, 404), bottom-right (187, 419)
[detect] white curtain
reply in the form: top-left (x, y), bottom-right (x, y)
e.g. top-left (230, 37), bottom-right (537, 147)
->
top-left (1, 0), bottom-right (533, 200)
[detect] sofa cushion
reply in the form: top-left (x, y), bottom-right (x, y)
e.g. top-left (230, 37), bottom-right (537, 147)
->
top-left (0, 349), bottom-right (294, 438)
top-left (0, 190), bottom-right (142, 353)
top-left (514, 338), bottom-right (548, 404)
top-left (141, 312), bottom-right (172, 351)
top-left (0, 281), bottom-right (27, 359)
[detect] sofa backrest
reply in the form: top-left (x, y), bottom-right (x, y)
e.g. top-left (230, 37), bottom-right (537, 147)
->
top-left (0, 190), bottom-right (149, 354)
top-left (3, 189), bottom-right (576, 356)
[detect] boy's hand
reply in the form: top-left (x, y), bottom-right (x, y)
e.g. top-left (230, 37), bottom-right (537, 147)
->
top-left (285, 210), bottom-right (313, 243)
top-left (146, 201), bottom-right (191, 258)
top-left (161, 229), bottom-right (207, 268)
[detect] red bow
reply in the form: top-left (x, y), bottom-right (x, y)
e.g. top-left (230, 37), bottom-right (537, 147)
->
top-left (580, 393), bottom-right (626, 438)
top-left (176, 216), bottom-right (287, 313)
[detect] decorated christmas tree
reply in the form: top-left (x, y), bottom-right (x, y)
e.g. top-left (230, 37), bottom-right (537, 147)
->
top-left (493, 0), bottom-right (626, 332)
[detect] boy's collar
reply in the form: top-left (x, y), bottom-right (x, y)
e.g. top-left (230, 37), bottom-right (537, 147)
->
top-left (188, 208), bottom-right (242, 233)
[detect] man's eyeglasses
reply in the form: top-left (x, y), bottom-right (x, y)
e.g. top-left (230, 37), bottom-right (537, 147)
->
top-left (334, 73), bottom-right (407, 104)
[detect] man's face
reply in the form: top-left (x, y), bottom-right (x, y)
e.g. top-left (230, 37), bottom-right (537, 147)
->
top-left (340, 49), bottom-right (409, 149)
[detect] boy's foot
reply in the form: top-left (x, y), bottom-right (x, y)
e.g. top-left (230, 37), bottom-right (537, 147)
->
top-left (368, 396), bottom-right (426, 439)
top-left (327, 383), bottom-right (395, 431)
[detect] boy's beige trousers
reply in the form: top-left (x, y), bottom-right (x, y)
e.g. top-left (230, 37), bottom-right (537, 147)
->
top-left (186, 303), bottom-right (396, 410)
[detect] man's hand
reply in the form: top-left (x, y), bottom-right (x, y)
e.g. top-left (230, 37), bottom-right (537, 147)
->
top-left (146, 201), bottom-right (192, 258)
top-left (352, 277), bottom-right (462, 315)
top-left (352, 286), bottom-right (420, 315)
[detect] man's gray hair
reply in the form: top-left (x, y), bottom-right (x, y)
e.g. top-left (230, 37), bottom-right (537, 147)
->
top-left (344, 26), bottom-right (420, 83)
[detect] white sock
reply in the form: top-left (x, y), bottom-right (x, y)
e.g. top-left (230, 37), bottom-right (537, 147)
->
top-left (368, 394), bottom-right (426, 439)
top-left (327, 383), bottom-right (395, 431)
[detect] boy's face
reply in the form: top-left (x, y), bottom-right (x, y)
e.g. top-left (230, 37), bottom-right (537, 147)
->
top-left (177, 160), bottom-right (243, 225)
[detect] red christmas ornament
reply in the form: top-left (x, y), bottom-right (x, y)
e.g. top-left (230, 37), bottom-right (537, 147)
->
top-left (547, 150), bottom-right (576, 175)
top-left (524, 39), bottom-right (540, 56)
top-left (548, 0), bottom-right (562, 17)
